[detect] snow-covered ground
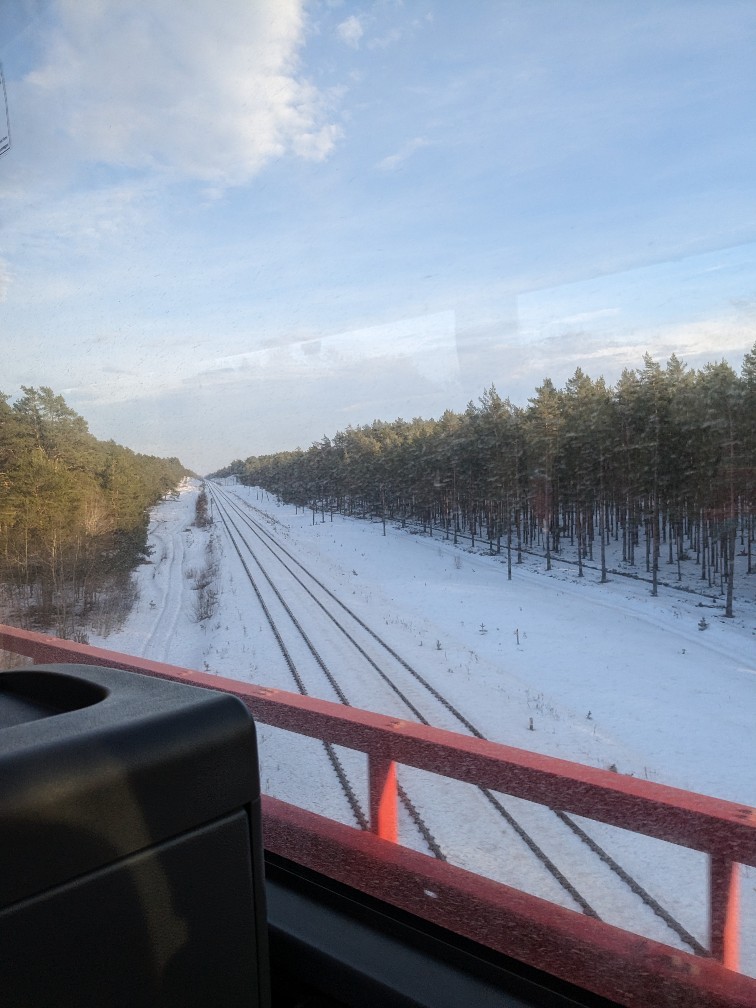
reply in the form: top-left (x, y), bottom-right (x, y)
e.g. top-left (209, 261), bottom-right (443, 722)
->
top-left (89, 478), bottom-right (755, 972)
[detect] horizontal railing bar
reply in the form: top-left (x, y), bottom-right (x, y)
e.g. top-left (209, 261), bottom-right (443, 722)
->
top-left (262, 796), bottom-right (756, 1008)
top-left (1, 624), bottom-right (754, 867)
top-left (243, 684), bottom-right (756, 863)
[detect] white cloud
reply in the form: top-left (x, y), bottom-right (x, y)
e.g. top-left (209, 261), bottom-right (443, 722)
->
top-left (336, 15), bottom-right (364, 48)
top-left (368, 27), bottom-right (402, 50)
top-left (202, 311), bottom-right (458, 387)
top-left (555, 308), bottom-right (620, 327)
top-left (65, 310), bottom-right (459, 410)
top-left (0, 258), bottom-right (9, 301)
top-left (24, 0), bottom-right (338, 186)
top-left (643, 315), bottom-right (756, 362)
top-left (503, 314), bottom-right (756, 390)
top-left (292, 120), bottom-right (343, 161)
top-left (377, 136), bottom-right (429, 171)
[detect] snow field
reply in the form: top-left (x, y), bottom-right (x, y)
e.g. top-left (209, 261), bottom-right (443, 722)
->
top-left (89, 479), bottom-right (755, 974)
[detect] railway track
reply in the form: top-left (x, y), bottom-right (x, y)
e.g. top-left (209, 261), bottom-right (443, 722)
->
top-left (207, 482), bottom-right (706, 955)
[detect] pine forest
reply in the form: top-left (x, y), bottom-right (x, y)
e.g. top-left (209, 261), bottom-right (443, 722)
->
top-left (214, 350), bottom-right (756, 617)
top-left (0, 387), bottom-right (188, 639)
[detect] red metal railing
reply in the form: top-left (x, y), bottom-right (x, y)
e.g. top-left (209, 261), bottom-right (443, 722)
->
top-left (1, 624), bottom-right (754, 1008)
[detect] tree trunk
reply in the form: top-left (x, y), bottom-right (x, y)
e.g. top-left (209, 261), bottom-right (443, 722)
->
top-left (725, 523), bottom-right (736, 617)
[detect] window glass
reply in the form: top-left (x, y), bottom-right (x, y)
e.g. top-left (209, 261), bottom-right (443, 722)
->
top-left (1, 0), bottom-right (754, 978)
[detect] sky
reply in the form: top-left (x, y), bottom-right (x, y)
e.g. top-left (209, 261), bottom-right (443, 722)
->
top-left (1, 0), bottom-right (755, 473)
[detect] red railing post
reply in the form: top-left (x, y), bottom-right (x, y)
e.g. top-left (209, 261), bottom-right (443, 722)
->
top-left (368, 755), bottom-right (398, 842)
top-left (710, 854), bottom-right (739, 970)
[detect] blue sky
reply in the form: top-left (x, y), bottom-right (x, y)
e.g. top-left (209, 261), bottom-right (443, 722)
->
top-left (1, 1), bottom-right (755, 473)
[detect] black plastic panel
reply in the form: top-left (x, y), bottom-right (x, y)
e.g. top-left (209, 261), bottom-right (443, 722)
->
top-left (0, 663), bottom-right (259, 905)
top-left (0, 811), bottom-right (260, 1007)
top-left (0, 664), bottom-right (269, 1007)
top-left (266, 854), bottom-right (619, 1008)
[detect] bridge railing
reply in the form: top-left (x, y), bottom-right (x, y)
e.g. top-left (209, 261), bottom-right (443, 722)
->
top-left (1, 624), bottom-right (754, 1008)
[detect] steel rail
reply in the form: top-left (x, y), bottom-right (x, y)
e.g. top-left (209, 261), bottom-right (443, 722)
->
top-left (212, 485), bottom-right (602, 916)
top-left (213, 502), bottom-right (369, 832)
top-left (213, 487), bottom-right (444, 859)
top-left (213, 482), bottom-right (707, 951)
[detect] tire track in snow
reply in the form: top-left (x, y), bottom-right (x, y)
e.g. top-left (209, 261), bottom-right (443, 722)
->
top-left (142, 519), bottom-right (187, 662)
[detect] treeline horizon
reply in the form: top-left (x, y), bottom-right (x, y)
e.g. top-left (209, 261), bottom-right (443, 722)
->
top-left (1, 386), bottom-right (189, 638)
top-left (212, 348), bottom-right (755, 615)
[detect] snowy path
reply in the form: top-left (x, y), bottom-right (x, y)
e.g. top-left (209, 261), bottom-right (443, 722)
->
top-left (142, 515), bottom-right (187, 655)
